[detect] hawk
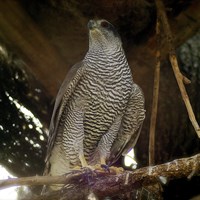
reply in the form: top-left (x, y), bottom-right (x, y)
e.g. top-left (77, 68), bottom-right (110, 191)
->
top-left (44, 19), bottom-right (145, 189)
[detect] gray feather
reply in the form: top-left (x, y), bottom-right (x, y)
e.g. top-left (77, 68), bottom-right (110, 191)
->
top-left (44, 62), bottom-right (85, 173)
top-left (108, 84), bottom-right (145, 165)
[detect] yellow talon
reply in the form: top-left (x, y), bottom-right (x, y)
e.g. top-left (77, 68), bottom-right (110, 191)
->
top-left (109, 166), bottom-right (124, 174)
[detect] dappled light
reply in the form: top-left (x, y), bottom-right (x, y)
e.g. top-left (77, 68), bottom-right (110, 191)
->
top-left (0, 47), bottom-right (51, 177)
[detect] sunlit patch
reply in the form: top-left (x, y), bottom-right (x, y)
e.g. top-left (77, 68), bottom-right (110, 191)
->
top-left (5, 92), bottom-right (43, 130)
top-left (124, 148), bottom-right (138, 169)
top-left (0, 165), bottom-right (18, 200)
top-left (36, 127), bottom-right (43, 134)
top-left (24, 136), bottom-right (42, 149)
top-left (29, 139), bottom-right (34, 145)
top-left (35, 88), bottom-right (41, 93)
top-left (33, 143), bottom-right (41, 148)
top-left (4, 91), bottom-right (48, 149)
top-left (0, 165), bottom-right (29, 199)
top-left (0, 46), bottom-right (8, 58)
top-left (40, 135), bottom-right (44, 141)
top-left (15, 73), bottom-right (19, 80)
top-left (15, 140), bottom-right (20, 146)
top-left (0, 125), bottom-right (4, 130)
top-left (28, 124), bottom-right (33, 129)
top-left (25, 162), bottom-right (30, 167)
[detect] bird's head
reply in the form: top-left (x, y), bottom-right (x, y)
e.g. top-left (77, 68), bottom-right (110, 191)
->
top-left (88, 19), bottom-right (122, 51)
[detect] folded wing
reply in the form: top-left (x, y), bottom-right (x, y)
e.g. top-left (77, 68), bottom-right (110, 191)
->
top-left (109, 83), bottom-right (145, 165)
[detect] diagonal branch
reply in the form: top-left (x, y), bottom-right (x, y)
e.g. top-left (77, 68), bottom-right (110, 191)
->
top-left (155, 0), bottom-right (200, 138)
top-left (0, 154), bottom-right (199, 199)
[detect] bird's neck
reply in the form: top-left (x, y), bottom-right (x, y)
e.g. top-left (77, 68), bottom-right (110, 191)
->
top-left (84, 46), bottom-right (128, 70)
top-left (83, 46), bottom-right (133, 85)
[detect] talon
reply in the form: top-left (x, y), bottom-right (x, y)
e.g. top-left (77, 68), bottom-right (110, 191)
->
top-left (82, 165), bottom-right (95, 172)
top-left (109, 166), bottom-right (124, 174)
top-left (100, 164), bottom-right (110, 173)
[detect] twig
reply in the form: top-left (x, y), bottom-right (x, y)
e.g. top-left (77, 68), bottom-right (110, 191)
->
top-left (155, 0), bottom-right (200, 138)
top-left (149, 17), bottom-right (161, 166)
top-left (0, 154), bottom-right (199, 199)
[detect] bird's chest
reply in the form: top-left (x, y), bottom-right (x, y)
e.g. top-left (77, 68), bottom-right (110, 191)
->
top-left (75, 70), bottom-right (132, 116)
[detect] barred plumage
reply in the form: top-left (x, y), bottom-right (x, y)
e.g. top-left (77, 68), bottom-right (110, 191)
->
top-left (44, 19), bottom-right (145, 189)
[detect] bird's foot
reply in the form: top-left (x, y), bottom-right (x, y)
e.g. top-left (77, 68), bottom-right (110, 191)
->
top-left (108, 166), bottom-right (124, 174)
top-left (72, 164), bottom-right (123, 174)
top-left (89, 164), bottom-right (108, 172)
top-left (92, 164), bottom-right (124, 174)
top-left (72, 165), bottom-right (95, 174)
top-left (100, 164), bottom-right (110, 173)
top-left (72, 165), bottom-right (82, 171)
top-left (82, 165), bottom-right (96, 172)
top-left (81, 166), bottom-right (97, 186)
top-left (70, 165), bottom-right (98, 186)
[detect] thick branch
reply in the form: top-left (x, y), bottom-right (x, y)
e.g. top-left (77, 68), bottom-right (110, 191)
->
top-left (155, 0), bottom-right (200, 138)
top-left (0, 154), bottom-right (199, 199)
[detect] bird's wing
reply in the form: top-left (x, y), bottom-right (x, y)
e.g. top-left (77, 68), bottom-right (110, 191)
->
top-left (44, 61), bottom-right (85, 165)
top-left (108, 83), bottom-right (145, 165)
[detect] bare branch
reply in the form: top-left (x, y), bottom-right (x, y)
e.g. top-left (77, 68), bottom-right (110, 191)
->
top-left (149, 18), bottom-right (161, 166)
top-left (155, 0), bottom-right (200, 138)
top-left (0, 170), bottom-right (115, 190)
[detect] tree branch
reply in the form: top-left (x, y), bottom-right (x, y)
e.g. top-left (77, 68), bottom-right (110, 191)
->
top-left (155, 0), bottom-right (200, 138)
top-left (0, 154), bottom-right (199, 199)
top-left (149, 17), bottom-right (161, 166)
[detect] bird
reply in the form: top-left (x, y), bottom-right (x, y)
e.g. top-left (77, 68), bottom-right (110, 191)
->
top-left (44, 19), bottom-right (145, 190)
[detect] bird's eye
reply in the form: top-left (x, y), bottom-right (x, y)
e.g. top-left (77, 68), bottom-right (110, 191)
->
top-left (101, 21), bottom-right (109, 28)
